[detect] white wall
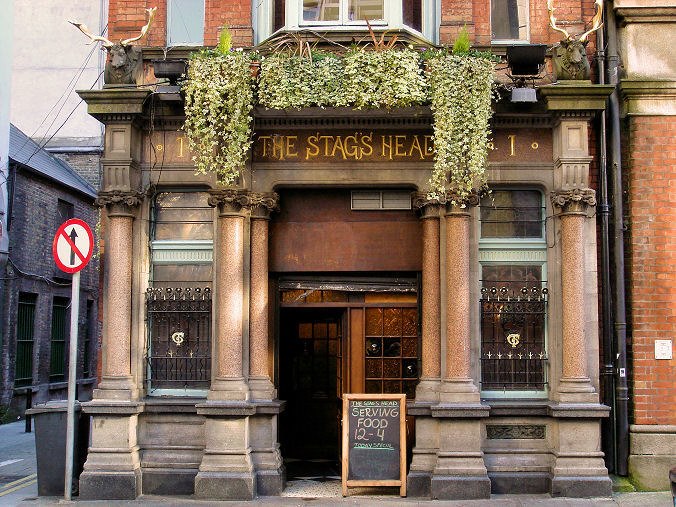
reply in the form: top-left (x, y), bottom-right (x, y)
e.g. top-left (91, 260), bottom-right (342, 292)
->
top-left (10, 0), bottom-right (106, 148)
top-left (0, 0), bottom-right (14, 252)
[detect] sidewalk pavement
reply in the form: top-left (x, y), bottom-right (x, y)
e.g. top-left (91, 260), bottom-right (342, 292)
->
top-left (1, 420), bottom-right (672, 506)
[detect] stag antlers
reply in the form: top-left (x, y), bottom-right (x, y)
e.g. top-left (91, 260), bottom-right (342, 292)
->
top-left (548, 0), bottom-right (603, 42)
top-left (69, 7), bottom-right (157, 47)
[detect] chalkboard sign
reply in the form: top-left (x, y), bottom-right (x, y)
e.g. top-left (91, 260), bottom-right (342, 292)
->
top-left (341, 393), bottom-right (406, 496)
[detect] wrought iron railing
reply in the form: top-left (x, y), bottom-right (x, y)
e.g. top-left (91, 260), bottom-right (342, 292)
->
top-left (480, 283), bottom-right (548, 391)
top-left (14, 295), bottom-right (36, 387)
top-left (146, 287), bottom-right (211, 390)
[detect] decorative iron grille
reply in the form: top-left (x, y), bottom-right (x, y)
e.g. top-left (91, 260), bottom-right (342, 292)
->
top-left (15, 293), bottom-right (37, 387)
top-left (146, 287), bottom-right (211, 390)
top-left (480, 283), bottom-right (548, 391)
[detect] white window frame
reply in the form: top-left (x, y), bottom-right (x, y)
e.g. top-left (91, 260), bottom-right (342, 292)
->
top-left (254, 0), bottom-right (438, 45)
top-left (490, 0), bottom-right (530, 44)
top-left (478, 188), bottom-right (548, 399)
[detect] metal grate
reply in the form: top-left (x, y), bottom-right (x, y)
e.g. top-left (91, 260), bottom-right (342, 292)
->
top-left (15, 293), bottom-right (37, 387)
top-left (480, 283), bottom-right (548, 391)
top-left (49, 297), bottom-right (69, 382)
top-left (146, 287), bottom-right (212, 390)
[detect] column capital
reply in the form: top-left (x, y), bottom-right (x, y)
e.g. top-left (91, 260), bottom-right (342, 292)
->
top-left (245, 192), bottom-right (280, 219)
top-left (95, 190), bottom-right (144, 217)
top-left (551, 188), bottom-right (597, 214)
top-left (208, 189), bottom-right (249, 215)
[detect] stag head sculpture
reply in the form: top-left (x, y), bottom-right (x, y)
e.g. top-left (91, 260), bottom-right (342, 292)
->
top-left (548, 0), bottom-right (603, 81)
top-left (70, 7), bottom-right (157, 85)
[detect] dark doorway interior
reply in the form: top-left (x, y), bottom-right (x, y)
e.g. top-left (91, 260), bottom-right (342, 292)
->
top-left (279, 308), bottom-right (344, 464)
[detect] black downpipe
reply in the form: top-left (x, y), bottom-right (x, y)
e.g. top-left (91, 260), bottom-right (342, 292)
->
top-left (595, 24), bottom-right (617, 474)
top-left (605, 0), bottom-right (630, 477)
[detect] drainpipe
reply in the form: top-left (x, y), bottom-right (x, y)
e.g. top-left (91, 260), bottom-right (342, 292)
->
top-left (605, 0), bottom-right (629, 477)
top-left (595, 23), bottom-right (616, 473)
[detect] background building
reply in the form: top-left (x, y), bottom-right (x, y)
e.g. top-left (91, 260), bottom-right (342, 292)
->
top-left (71, 0), bottom-right (674, 500)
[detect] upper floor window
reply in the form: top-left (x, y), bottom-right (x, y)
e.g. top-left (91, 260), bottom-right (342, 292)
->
top-left (168, 0), bottom-right (205, 46)
top-left (261, 0), bottom-right (433, 44)
top-left (491, 0), bottom-right (529, 42)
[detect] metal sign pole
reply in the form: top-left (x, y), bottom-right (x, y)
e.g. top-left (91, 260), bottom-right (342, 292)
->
top-left (64, 270), bottom-right (80, 501)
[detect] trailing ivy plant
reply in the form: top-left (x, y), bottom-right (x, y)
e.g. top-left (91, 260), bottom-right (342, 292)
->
top-left (183, 38), bottom-right (495, 198)
top-left (425, 51), bottom-right (495, 202)
top-left (182, 50), bottom-right (254, 185)
top-left (258, 52), bottom-right (346, 108)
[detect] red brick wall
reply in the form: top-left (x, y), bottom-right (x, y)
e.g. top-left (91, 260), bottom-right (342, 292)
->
top-left (107, 0), bottom-right (252, 48)
top-left (626, 115), bottom-right (676, 425)
top-left (440, 0), bottom-right (598, 48)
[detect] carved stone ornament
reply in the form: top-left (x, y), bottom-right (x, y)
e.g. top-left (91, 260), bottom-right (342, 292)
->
top-left (243, 192), bottom-right (280, 212)
top-left (551, 188), bottom-right (597, 210)
top-left (95, 190), bottom-right (144, 208)
top-left (486, 424), bottom-right (546, 440)
top-left (207, 189), bottom-right (250, 211)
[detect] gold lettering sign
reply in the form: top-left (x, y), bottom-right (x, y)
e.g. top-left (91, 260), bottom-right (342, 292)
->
top-left (253, 131), bottom-right (434, 163)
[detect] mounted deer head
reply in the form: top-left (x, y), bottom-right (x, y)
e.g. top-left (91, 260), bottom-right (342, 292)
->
top-left (69, 7), bottom-right (157, 85)
top-left (547, 0), bottom-right (603, 80)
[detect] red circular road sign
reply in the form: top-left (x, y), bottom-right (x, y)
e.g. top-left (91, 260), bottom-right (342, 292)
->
top-left (52, 218), bottom-right (94, 274)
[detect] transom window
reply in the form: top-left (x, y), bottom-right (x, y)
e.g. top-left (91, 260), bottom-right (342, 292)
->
top-left (491, 0), bottom-right (529, 42)
top-left (479, 189), bottom-right (547, 396)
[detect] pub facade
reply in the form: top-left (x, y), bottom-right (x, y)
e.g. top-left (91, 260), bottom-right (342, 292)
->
top-left (75, 0), bottom-right (625, 500)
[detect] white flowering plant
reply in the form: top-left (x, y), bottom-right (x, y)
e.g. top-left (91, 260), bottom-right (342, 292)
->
top-left (183, 42), bottom-right (495, 198)
top-left (182, 50), bottom-right (254, 185)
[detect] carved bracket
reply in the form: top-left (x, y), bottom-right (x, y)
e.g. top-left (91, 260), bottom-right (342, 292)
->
top-left (247, 192), bottom-right (280, 219)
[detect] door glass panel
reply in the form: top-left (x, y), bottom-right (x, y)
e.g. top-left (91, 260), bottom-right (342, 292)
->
top-left (364, 305), bottom-right (419, 399)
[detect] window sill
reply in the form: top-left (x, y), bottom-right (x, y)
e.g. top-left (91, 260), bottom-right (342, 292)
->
top-left (485, 399), bottom-right (551, 416)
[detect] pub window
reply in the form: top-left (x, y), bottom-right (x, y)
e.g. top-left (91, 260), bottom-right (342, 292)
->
top-left (491, 0), bottom-right (529, 42)
top-left (15, 293), bottom-right (37, 387)
top-left (146, 192), bottom-right (213, 394)
top-left (479, 189), bottom-right (548, 396)
top-left (264, 0), bottom-right (432, 43)
top-left (167, 0), bottom-right (205, 46)
top-left (50, 296), bottom-right (69, 382)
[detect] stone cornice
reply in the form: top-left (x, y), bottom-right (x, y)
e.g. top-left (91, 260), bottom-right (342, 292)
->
top-left (614, 0), bottom-right (676, 23)
top-left (539, 84), bottom-right (614, 113)
top-left (551, 188), bottom-right (597, 212)
top-left (77, 88), bottom-right (151, 122)
top-left (620, 80), bottom-right (676, 116)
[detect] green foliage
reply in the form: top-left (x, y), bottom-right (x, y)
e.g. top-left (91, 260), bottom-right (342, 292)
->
top-left (217, 27), bottom-right (232, 55)
top-left (453, 26), bottom-right (471, 55)
top-left (184, 46), bottom-right (495, 195)
top-left (425, 52), bottom-right (495, 202)
top-left (342, 47), bottom-right (427, 108)
top-left (183, 51), bottom-right (254, 185)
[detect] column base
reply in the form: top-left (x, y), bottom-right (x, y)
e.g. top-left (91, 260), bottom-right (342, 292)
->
top-left (431, 474), bottom-right (491, 500)
top-left (438, 378), bottom-right (481, 404)
top-left (194, 471), bottom-right (255, 500)
top-left (93, 375), bottom-right (138, 400)
top-left (556, 377), bottom-right (598, 403)
top-left (407, 471), bottom-right (431, 497)
top-left (256, 468), bottom-right (286, 496)
top-left (208, 378), bottom-right (250, 401)
top-left (249, 377), bottom-right (277, 400)
top-left (415, 378), bottom-right (441, 403)
top-left (551, 475), bottom-right (612, 498)
top-left (79, 470), bottom-right (141, 500)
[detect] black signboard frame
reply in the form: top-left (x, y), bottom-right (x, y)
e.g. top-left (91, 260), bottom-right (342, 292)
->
top-left (341, 393), bottom-right (406, 496)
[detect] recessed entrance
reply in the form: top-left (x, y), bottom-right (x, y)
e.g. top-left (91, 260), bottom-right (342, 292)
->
top-left (279, 308), bottom-right (344, 462)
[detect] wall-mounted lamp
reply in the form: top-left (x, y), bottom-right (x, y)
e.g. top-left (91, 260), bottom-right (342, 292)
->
top-left (506, 45), bottom-right (547, 103)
